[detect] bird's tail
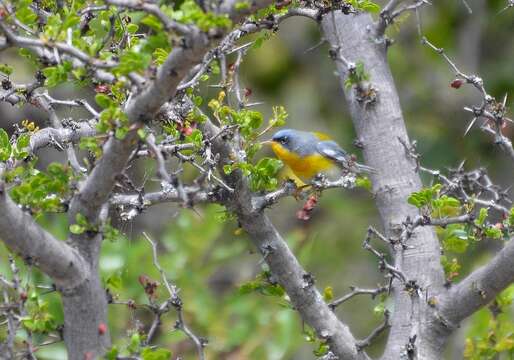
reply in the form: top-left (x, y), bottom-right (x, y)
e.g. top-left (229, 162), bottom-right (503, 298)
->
top-left (354, 162), bottom-right (377, 174)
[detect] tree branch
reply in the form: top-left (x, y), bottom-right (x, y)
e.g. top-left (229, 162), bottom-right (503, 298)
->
top-left (0, 191), bottom-right (87, 289)
top-left (321, 11), bottom-right (447, 359)
top-left (438, 238), bottom-right (514, 327)
top-left (194, 100), bottom-right (366, 360)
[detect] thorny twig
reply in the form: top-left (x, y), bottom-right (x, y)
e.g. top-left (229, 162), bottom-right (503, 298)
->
top-left (329, 286), bottom-right (388, 309)
top-left (142, 232), bottom-right (206, 360)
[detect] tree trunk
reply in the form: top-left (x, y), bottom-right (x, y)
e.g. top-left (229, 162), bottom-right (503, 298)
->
top-left (321, 12), bottom-right (449, 359)
top-left (60, 267), bottom-right (110, 359)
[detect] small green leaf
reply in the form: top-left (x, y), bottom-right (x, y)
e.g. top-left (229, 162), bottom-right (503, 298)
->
top-left (0, 64), bottom-right (13, 76)
top-left (475, 208), bottom-right (488, 227)
top-left (69, 224), bottom-right (85, 235)
top-left (128, 332), bottom-right (141, 353)
top-left (105, 273), bottom-right (122, 291)
top-left (0, 128), bottom-right (12, 161)
top-left (105, 347), bottom-right (119, 360)
top-left (484, 226), bottom-right (503, 240)
top-left (153, 48), bottom-right (169, 66)
top-left (95, 94), bottom-right (112, 109)
top-left (126, 23), bottom-right (139, 34)
top-left (443, 227), bottom-right (468, 253)
top-left (141, 347), bottom-right (172, 360)
top-left (141, 348), bottom-right (171, 360)
top-left (323, 286), bottom-right (334, 302)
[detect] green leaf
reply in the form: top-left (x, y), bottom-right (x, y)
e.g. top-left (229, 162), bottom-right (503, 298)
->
top-left (475, 208), bottom-right (488, 227)
top-left (269, 106), bottom-right (288, 127)
top-left (508, 207), bottom-right (514, 228)
top-left (126, 23), bottom-right (139, 34)
top-left (42, 62), bottom-right (73, 87)
top-left (0, 64), bottom-right (13, 76)
top-left (105, 346), bottom-right (119, 360)
top-left (313, 342), bottom-right (329, 357)
top-left (484, 226), bottom-right (503, 240)
top-left (115, 51), bottom-right (152, 75)
top-left (356, 176), bottom-right (372, 191)
top-left (128, 332), bottom-right (141, 353)
top-left (76, 213), bottom-right (88, 226)
top-left (185, 129), bottom-right (203, 148)
top-left (323, 286), bottom-right (334, 302)
top-left (95, 94), bottom-right (112, 109)
top-left (105, 273), bottom-right (122, 291)
top-left (115, 127), bottom-right (129, 140)
top-left (140, 15), bottom-right (164, 31)
top-left (441, 255), bottom-right (461, 281)
top-left (153, 48), bottom-right (169, 66)
top-left (0, 128), bottom-right (12, 161)
top-left (16, 1), bottom-right (37, 26)
top-left (442, 226), bottom-right (468, 253)
top-left (69, 224), bottom-right (85, 235)
top-left (16, 134), bottom-right (30, 149)
top-left (141, 347), bottom-right (172, 360)
top-left (407, 184), bottom-right (442, 208)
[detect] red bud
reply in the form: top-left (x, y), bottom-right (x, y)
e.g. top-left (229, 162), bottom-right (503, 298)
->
top-left (450, 79), bottom-right (464, 89)
top-left (95, 84), bottom-right (111, 93)
top-left (98, 323), bottom-right (107, 335)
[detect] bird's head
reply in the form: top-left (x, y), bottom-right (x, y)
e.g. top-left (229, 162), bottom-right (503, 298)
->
top-left (270, 128), bottom-right (298, 152)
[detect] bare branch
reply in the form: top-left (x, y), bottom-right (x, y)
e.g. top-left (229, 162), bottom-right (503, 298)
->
top-left (105, 0), bottom-right (191, 35)
top-left (35, 96), bottom-right (86, 173)
top-left (29, 121), bottom-right (96, 154)
top-left (142, 233), bottom-right (205, 360)
top-left (329, 286), bottom-right (388, 309)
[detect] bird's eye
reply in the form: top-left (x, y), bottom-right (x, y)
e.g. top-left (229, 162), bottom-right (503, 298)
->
top-left (280, 136), bottom-right (288, 144)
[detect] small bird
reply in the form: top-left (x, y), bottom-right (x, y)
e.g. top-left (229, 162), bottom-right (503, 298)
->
top-left (268, 129), bottom-right (375, 182)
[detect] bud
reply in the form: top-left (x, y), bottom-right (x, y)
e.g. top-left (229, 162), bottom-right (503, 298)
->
top-left (450, 79), bottom-right (464, 89)
top-left (95, 84), bottom-right (110, 93)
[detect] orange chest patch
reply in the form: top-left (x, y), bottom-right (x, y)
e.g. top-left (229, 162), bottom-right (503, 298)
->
top-left (271, 143), bottom-right (334, 180)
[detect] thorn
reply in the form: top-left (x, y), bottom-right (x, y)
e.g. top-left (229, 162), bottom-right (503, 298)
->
top-left (463, 117), bottom-right (478, 137)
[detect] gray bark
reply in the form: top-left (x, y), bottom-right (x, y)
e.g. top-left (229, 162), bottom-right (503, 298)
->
top-left (61, 274), bottom-right (110, 360)
top-left (0, 192), bottom-right (87, 289)
top-left (321, 12), bottom-right (448, 359)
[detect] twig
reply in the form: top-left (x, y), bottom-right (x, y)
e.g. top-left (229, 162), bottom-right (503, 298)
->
top-left (356, 310), bottom-right (390, 350)
top-left (329, 286), bottom-right (388, 309)
top-left (142, 233), bottom-right (205, 360)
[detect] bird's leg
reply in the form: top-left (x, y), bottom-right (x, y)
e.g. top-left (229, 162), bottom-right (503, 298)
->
top-left (293, 184), bottom-right (311, 200)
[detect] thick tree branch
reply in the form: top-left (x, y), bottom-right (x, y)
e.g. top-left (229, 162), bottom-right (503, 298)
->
top-left (194, 102), bottom-right (366, 360)
top-left (321, 12), bottom-right (447, 359)
top-left (0, 192), bottom-right (87, 289)
top-left (438, 238), bottom-right (514, 327)
top-left (29, 121), bottom-right (96, 154)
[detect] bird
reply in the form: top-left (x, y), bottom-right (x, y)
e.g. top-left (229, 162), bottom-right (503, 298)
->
top-left (267, 128), bottom-right (376, 182)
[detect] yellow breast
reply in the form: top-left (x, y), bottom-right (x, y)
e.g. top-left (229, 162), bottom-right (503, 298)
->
top-left (271, 142), bottom-right (334, 181)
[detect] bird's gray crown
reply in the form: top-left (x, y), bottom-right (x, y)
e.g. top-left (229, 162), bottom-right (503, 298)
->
top-left (271, 129), bottom-right (319, 157)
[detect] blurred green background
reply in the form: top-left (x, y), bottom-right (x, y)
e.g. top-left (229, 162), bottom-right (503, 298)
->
top-left (1, 0), bottom-right (514, 359)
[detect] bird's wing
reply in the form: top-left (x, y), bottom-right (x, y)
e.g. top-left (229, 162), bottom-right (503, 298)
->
top-left (316, 140), bottom-right (350, 167)
top-left (312, 131), bottom-right (332, 141)
top-left (316, 140), bottom-right (377, 174)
